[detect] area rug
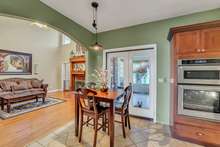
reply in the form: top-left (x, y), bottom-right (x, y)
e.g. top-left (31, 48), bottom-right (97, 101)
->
top-left (0, 97), bottom-right (65, 119)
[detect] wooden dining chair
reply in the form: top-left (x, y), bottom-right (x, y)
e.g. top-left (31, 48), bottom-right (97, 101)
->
top-left (115, 84), bottom-right (132, 138)
top-left (76, 88), bottom-right (109, 147)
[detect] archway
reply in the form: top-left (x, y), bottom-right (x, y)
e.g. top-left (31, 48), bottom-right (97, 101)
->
top-left (0, 0), bottom-right (93, 47)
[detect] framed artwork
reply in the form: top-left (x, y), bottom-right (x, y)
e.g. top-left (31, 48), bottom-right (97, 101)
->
top-left (0, 49), bottom-right (32, 75)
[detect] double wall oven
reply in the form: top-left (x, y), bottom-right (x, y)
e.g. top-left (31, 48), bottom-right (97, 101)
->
top-left (177, 59), bottom-right (220, 121)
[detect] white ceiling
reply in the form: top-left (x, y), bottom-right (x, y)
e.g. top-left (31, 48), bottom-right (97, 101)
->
top-left (40, 0), bottom-right (220, 33)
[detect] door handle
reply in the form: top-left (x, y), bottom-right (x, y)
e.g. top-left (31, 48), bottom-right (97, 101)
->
top-left (196, 132), bottom-right (204, 136)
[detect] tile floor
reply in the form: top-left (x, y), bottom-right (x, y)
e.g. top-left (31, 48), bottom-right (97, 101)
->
top-left (25, 117), bottom-right (204, 147)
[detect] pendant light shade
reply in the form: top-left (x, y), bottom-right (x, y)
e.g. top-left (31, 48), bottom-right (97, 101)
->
top-left (90, 2), bottom-right (103, 51)
top-left (90, 42), bottom-right (103, 51)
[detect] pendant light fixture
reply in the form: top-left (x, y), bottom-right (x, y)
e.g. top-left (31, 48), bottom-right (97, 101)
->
top-left (90, 2), bottom-right (103, 51)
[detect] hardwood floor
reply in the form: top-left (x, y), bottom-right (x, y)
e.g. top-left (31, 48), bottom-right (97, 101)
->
top-left (0, 91), bottom-right (75, 147)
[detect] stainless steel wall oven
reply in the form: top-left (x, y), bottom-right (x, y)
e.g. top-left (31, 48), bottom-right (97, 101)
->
top-left (177, 59), bottom-right (220, 121)
top-left (178, 59), bottom-right (220, 85)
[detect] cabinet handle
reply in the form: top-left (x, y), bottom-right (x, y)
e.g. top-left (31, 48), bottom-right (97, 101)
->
top-left (197, 49), bottom-right (201, 52)
top-left (201, 49), bottom-right (205, 52)
top-left (196, 132), bottom-right (204, 136)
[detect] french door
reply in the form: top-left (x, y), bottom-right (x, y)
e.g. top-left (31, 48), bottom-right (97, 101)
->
top-left (106, 49), bottom-right (156, 119)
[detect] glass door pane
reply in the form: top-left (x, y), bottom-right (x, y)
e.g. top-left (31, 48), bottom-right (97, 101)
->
top-left (182, 88), bottom-right (220, 113)
top-left (132, 60), bottom-right (150, 109)
top-left (110, 57), bottom-right (124, 89)
top-left (178, 85), bottom-right (220, 121)
top-left (107, 53), bottom-right (128, 91)
top-left (128, 49), bottom-right (156, 119)
top-left (184, 70), bottom-right (220, 79)
top-left (106, 49), bottom-right (156, 119)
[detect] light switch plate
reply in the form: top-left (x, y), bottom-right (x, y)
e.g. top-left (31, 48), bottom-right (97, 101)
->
top-left (158, 78), bottom-right (165, 83)
top-left (170, 78), bottom-right (174, 83)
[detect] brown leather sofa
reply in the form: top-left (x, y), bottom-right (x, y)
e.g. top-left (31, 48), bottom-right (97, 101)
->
top-left (0, 78), bottom-right (48, 113)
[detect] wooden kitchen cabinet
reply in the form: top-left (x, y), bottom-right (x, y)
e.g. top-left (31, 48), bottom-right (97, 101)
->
top-left (174, 123), bottom-right (220, 146)
top-left (201, 27), bottom-right (220, 54)
top-left (174, 27), bottom-right (220, 58)
top-left (168, 20), bottom-right (220, 147)
top-left (175, 30), bottom-right (201, 56)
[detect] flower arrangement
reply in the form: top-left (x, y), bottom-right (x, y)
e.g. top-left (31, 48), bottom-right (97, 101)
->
top-left (91, 69), bottom-right (108, 92)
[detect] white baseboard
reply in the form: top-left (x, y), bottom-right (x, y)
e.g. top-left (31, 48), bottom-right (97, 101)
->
top-left (48, 89), bottom-right (62, 93)
top-left (156, 120), bottom-right (170, 126)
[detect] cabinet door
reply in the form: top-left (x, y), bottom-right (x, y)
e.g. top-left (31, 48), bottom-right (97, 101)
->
top-left (201, 27), bottom-right (220, 53)
top-left (175, 31), bottom-right (201, 56)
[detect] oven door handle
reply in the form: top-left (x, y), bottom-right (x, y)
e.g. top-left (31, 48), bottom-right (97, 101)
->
top-left (180, 65), bottom-right (220, 71)
top-left (178, 84), bottom-right (220, 91)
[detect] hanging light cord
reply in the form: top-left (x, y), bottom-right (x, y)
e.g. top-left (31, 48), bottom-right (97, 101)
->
top-left (95, 6), bottom-right (98, 43)
top-left (92, 4), bottom-right (98, 43)
top-left (91, 2), bottom-right (103, 50)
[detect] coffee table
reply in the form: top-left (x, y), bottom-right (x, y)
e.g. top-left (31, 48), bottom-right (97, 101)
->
top-left (0, 91), bottom-right (45, 113)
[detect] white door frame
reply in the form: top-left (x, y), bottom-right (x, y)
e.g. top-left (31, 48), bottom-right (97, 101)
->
top-left (103, 44), bottom-right (157, 123)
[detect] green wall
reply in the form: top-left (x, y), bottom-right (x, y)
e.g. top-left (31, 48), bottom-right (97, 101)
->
top-left (89, 8), bottom-right (220, 125)
top-left (0, 0), bottom-right (93, 47)
top-left (0, 0), bottom-right (220, 125)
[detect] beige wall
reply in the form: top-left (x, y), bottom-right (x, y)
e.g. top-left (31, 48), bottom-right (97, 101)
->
top-left (59, 41), bottom-right (77, 63)
top-left (0, 16), bottom-right (75, 91)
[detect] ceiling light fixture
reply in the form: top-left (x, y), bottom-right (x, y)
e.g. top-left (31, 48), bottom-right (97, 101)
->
top-left (90, 2), bottom-right (103, 51)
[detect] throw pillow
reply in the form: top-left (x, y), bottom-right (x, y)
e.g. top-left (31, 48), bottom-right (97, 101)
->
top-left (27, 80), bottom-right (33, 89)
top-left (20, 80), bottom-right (32, 89)
top-left (31, 79), bottom-right (43, 88)
top-left (0, 81), bottom-right (17, 91)
top-left (13, 81), bottom-right (29, 90)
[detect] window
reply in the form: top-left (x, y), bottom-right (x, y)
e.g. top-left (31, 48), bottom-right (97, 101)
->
top-left (62, 34), bottom-right (71, 45)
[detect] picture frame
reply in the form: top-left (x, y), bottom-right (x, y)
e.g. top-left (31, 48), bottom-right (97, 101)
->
top-left (0, 49), bottom-right (32, 75)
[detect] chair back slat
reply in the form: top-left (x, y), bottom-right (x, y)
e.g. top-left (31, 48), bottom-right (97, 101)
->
top-left (76, 88), bottom-right (98, 112)
top-left (122, 83), bottom-right (132, 112)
